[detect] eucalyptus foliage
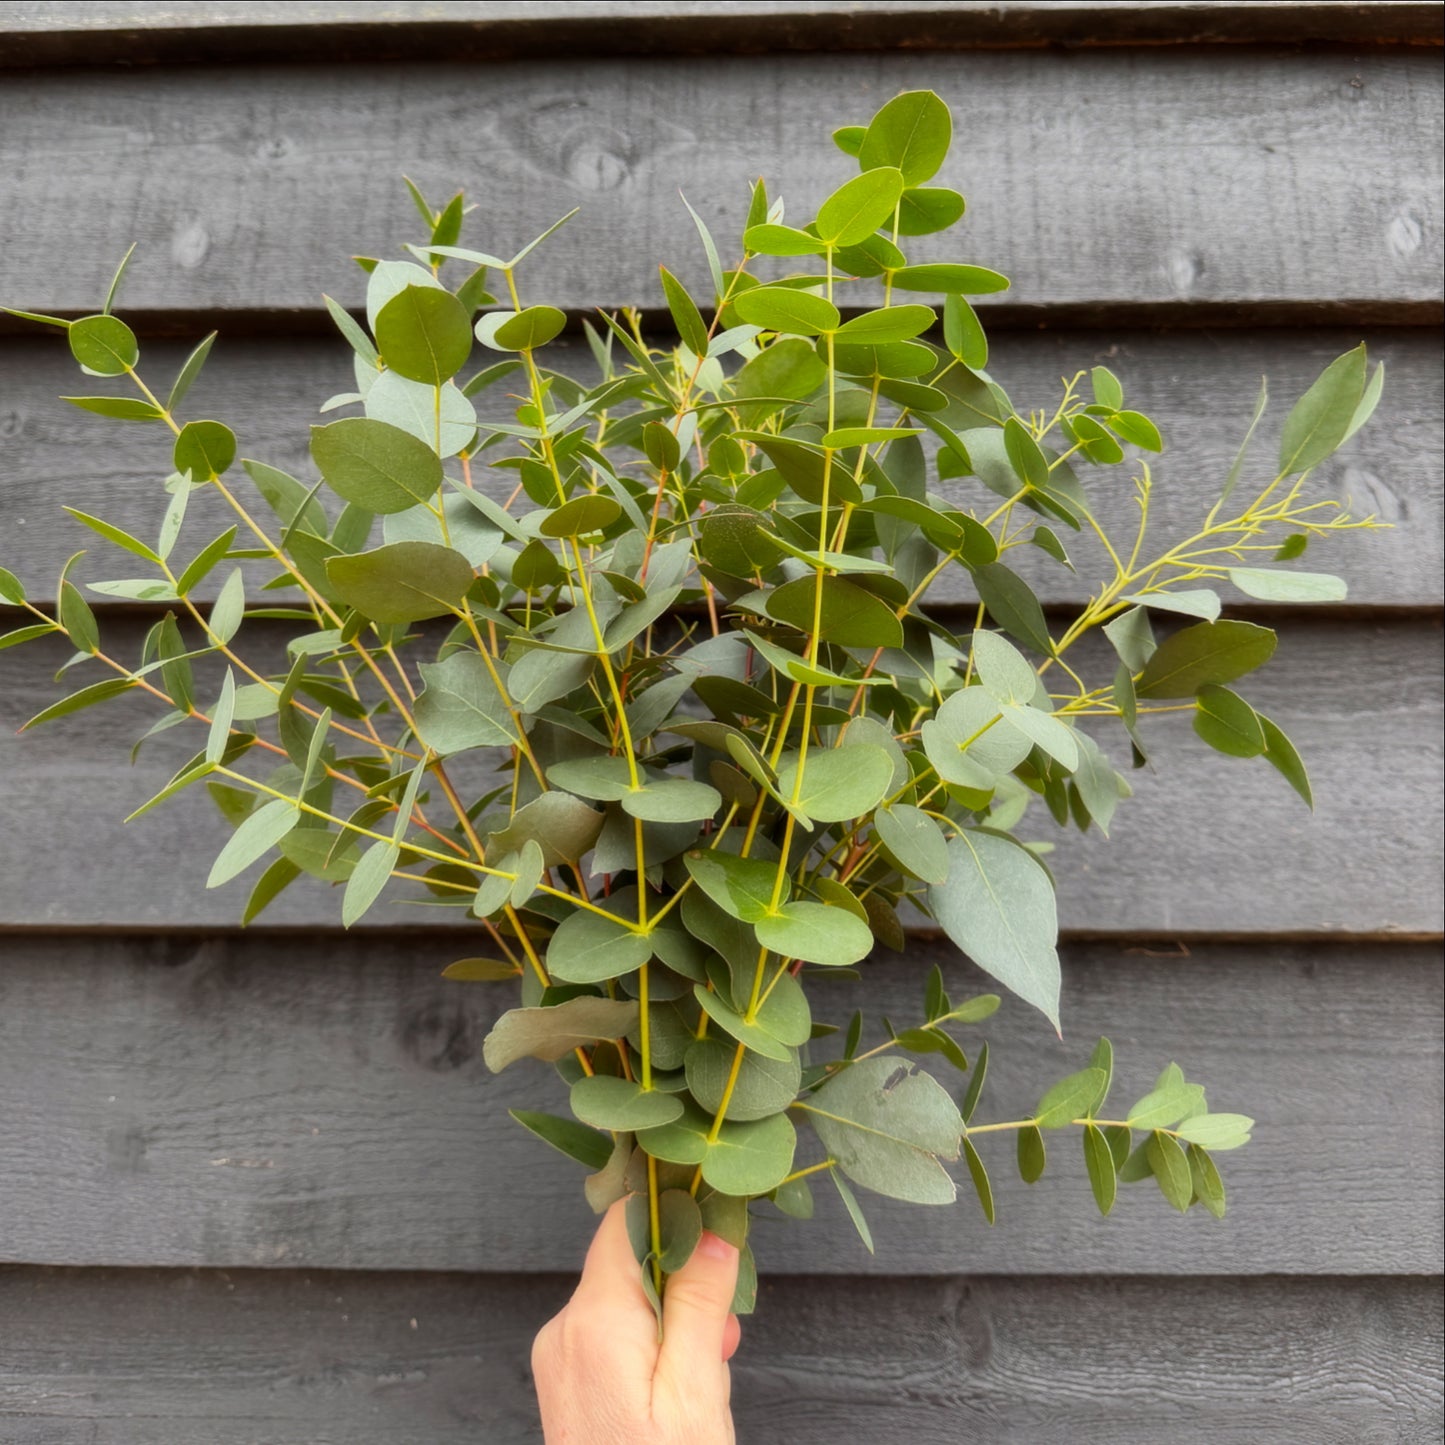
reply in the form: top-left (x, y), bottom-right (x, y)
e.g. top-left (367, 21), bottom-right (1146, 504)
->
top-left (1, 91), bottom-right (1381, 1311)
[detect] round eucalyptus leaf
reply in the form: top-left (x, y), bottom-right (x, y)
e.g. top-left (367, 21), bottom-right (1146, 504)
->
top-left (570, 1075), bottom-right (684, 1131)
top-left (173, 420), bottom-right (237, 481)
top-left (685, 1038), bottom-right (801, 1122)
top-left (375, 284), bottom-right (472, 385)
top-left (68, 313), bottom-right (138, 375)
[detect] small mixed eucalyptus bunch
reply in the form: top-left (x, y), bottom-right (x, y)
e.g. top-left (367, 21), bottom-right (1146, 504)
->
top-left (1, 91), bottom-right (1381, 1313)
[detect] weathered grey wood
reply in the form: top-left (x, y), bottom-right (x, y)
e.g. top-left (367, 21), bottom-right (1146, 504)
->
top-left (0, 617), bottom-right (1437, 933)
top-left (0, 50), bottom-right (1438, 318)
top-left (2, 2), bottom-right (1439, 69)
top-left (1, 1266), bottom-right (1439, 1444)
top-left (2, 329), bottom-right (1438, 606)
top-left (0, 934), bottom-right (1437, 1274)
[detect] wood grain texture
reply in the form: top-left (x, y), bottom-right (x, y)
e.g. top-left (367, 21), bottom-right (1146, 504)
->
top-left (3, 2), bottom-right (1440, 69)
top-left (1, 1266), bottom-right (1440, 1444)
top-left (0, 934), bottom-right (1438, 1275)
top-left (0, 50), bottom-right (1438, 317)
top-left (0, 616), bottom-right (1437, 934)
top-left (1, 328), bottom-right (1437, 606)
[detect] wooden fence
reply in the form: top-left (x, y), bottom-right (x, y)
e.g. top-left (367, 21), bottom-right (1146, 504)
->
top-left (1, 3), bottom-right (1441, 1440)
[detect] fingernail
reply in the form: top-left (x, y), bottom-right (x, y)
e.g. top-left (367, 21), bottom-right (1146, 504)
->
top-left (697, 1231), bottom-right (738, 1262)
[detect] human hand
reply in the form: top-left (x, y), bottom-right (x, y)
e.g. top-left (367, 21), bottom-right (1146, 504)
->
top-left (531, 1200), bottom-right (742, 1444)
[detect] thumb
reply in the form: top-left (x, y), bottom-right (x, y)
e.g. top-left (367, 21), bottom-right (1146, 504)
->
top-left (658, 1231), bottom-right (739, 1375)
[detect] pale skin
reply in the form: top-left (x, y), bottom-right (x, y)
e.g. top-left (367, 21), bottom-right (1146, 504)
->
top-left (532, 1200), bottom-right (742, 1444)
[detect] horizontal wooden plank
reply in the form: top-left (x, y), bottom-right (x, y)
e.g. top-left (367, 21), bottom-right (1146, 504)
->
top-left (3, 3), bottom-right (1440, 70)
top-left (2, 328), bottom-right (1438, 607)
top-left (0, 50), bottom-right (1438, 317)
top-left (0, 616), bottom-right (1437, 934)
top-left (1, 1266), bottom-right (1439, 1444)
top-left (0, 935), bottom-right (1437, 1275)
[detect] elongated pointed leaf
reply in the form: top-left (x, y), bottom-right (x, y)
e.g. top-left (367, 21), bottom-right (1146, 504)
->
top-left (207, 798), bottom-right (299, 888)
top-left (1279, 344), bottom-right (1367, 476)
top-left (1083, 1124), bottom-right (1118, 1215)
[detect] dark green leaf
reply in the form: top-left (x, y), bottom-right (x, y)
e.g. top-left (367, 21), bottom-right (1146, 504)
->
top-left (858, 90), bottom-right (952, 186)
top-left (1258, 713), bottom-right (1313, 809)
top-left (1017, 1124), bottom-right (1046, 1183)
top-left (960, 1041), bottom-right (988, 1124)
top-left (1106, 410), bottom-right (1163, 452)
top-left (375, 284), bottom-right (471, 385)
top-left (61, 507), bottom-right (161, 564)
top-left (733, 287), bottom-right (840, 337)
top-left (767, 575), bottom-right (903, 648)
top-left (658, 266), bottom-right (710, 356)
top-left (1103, 606), bottom-right (1155, 672)
top-left (175, 526), bottom-right (237, 596)
top-left (241, 856), bottom-right (301, 924)
top-left (241, 458), bottom-right (330, 536)
top-left (974, 563), bottom-right (1054, 656)
top-left (173, 420), bottom-right (237, 480)
top-left (21, 676), bottom-right (134, 730)
top-left (539, 494), bottom-right (622, 538)
top-left (815, 167), bottom-right (905, 247)
top-left (310, 417), bottom-right (443, 514)
top-left (892, 264), bottom-right (1008, 295)
top-left (478, 306), bottom-right (567, 351)
top-left (325, 541), bottom-right (473, 623)
top-left (1147, 1130), bottom-right (1193, 1212)
top-left (894, 187), bottom-right (965, 236)
top-left (1083, 1124), bottom-right (1118, 1215)
top-left (834, 305), bottom-right (936, 344)
top-left (62, 395), bottom-right (164, 421)
top-left (509, 1109), bottom-right (614, 1171)
top-left (1279, 343), bottom-right (1367, 476)
top-left (442, 957), bottom-right (522, 981)
top-left (1137, 620), bottom-right (1276, 698)
top-left (1188, 1144), bottom-right (1227, 1218)
top-left (943, 294), bottom-right (988, 369)
top-left (961, 1138), bottom-right (995, 1223)
top-left (58, 579), bottom-right (99, 653)
top-left (0, 623), bottom-right (56, 650)
top-left (1193, 684), bottom-right (1266, 757)
top-left (68, 313), bottom-right (137, 375)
